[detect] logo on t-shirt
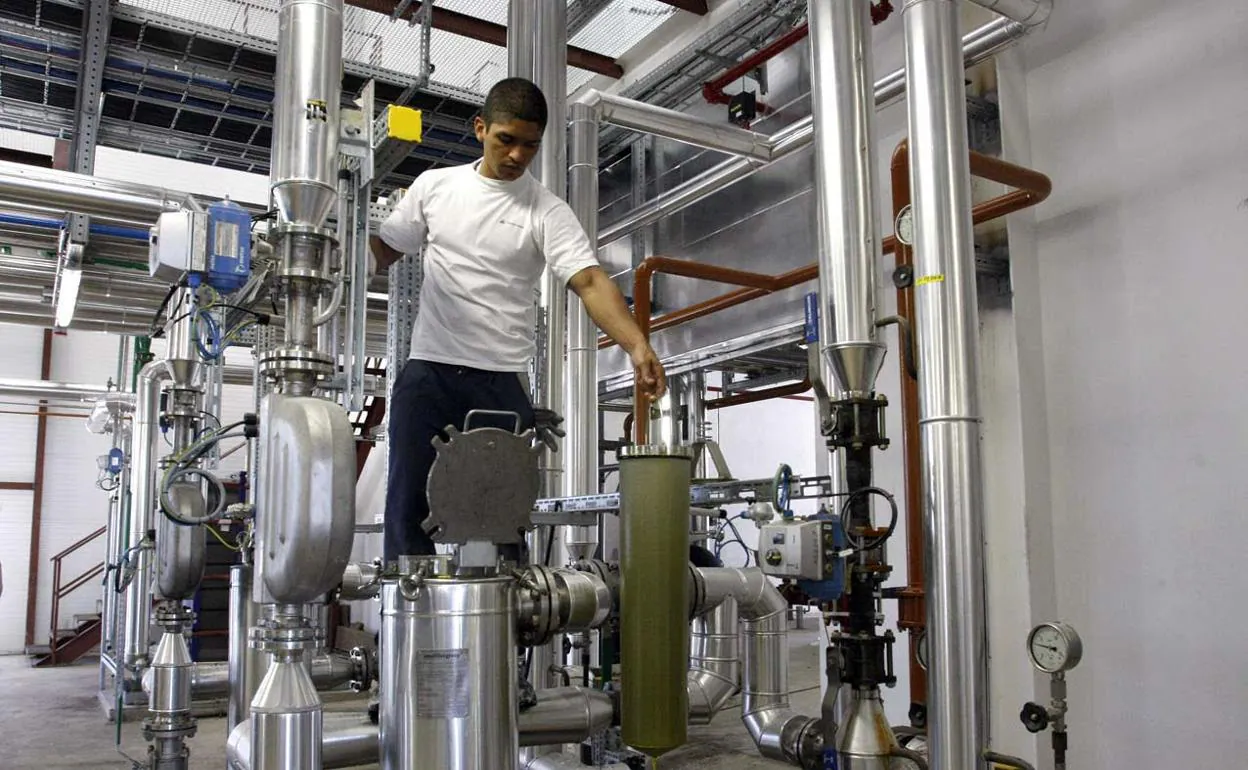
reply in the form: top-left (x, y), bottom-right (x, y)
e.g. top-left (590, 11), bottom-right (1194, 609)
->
top-left (498, 219), bottom-right (524, 230)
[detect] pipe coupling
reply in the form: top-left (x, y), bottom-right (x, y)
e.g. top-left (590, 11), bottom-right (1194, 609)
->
top-left (517, 564), bottom-right (612, 645)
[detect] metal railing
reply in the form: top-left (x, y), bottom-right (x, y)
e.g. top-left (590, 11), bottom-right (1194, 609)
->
top-left (47, 525), bottom-right (107, 663)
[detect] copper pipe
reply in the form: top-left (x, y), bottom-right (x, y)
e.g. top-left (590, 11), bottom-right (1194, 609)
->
top-left (602, 148), bottom-right (1051, 358)
top-left (891, 141), bottom-right (927, 707)
top-left (631, 257), bottom-right (791, 443)
top-left (704, 379), bottom-right (811, 410)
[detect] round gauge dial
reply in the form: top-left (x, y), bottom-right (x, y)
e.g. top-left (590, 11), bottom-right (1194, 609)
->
top-left (1026, 622), bottom-right (1083, 673)
top-left (914, 629), bottom-right (928, 671)
top-left (895, 205), bottom-right (915, 246)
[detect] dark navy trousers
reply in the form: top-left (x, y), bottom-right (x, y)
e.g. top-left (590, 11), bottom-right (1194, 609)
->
top-left (384, 359), bottom-right (535, 562)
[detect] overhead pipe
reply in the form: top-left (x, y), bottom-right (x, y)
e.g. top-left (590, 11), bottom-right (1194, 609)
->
top-left (0, 159), bottom-right (189, 221)
top-left (704, 379), bottom-right (812, 411)
top-left (598, 16), bottom-right (1032, 248)
top-left (903, 0), bottom-right (991, 767)
top-left (596, 150), bottom-right (1050, 353)
top-left (0, 376), bottom-right (116, 402)
top-left (578, 90), bottom-right (773, 162)
top-left (964, 0), bottom-right (1051, 27)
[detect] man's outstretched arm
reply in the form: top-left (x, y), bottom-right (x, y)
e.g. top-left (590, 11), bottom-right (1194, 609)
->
top-left (369, 235), bottom-right (405, 273)
top-left (567, 266), bottom-right (666, 400)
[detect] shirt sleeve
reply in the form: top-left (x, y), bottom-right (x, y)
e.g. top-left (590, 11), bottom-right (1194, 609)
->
top-left (539, 198), bottom-right (601, 286)
top-left (378, 177), bottom-right (428, 255)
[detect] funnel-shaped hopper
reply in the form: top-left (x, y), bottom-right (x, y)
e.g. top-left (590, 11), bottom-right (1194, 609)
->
top-left (836, 688), bottom-right (900, 767)
top-left (163, 357), bottom-right (203, 391)
top-left (824, 341), bottom-right (886, 396)
top-left (272, 180), bottom-right (338, 230)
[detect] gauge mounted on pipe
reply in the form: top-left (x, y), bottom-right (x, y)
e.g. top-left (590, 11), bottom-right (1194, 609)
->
top-left (1026, 622), bottom-right (1083, 673)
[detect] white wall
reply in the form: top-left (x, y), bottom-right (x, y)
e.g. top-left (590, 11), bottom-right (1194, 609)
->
top-left (1021, 1), bottom-right (1248, 767)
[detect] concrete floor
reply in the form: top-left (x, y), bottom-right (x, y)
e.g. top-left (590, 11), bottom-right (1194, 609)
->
top-left (0, 629), bottom-right (824, 770)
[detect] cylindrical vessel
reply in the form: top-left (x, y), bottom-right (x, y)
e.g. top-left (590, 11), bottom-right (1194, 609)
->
top-left (249, 653), bottom-right (323, 770)
top-left (619, 445), bottom-right (692, 756)
top-left (271, 0), bottom-right (343, 229)
top-left (809, 0), bottom-right (885, 396)
top-left (380, 574), bottom-right (518, 769)
top-left (903, 0), bottom-right (990, 768)
top-left (0, 159), bottom-right (184, 220)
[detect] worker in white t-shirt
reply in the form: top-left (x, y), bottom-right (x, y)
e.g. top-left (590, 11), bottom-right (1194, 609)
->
top-left (371, 77), bottom-right (665, 563)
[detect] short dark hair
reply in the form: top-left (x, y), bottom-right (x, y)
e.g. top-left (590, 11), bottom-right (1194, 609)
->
top-left (482, 78), bottom-right (548, 129)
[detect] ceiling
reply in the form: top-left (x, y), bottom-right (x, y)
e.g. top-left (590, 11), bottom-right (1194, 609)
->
top-left (0, 0), bottom-right (696, 192)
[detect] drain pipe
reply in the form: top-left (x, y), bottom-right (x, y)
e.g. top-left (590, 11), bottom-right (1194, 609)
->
top-left (903, 0), bottom-right (991, 767)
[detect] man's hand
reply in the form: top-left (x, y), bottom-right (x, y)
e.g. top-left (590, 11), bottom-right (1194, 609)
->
top-left (629, 342), bottom-right (666, 402)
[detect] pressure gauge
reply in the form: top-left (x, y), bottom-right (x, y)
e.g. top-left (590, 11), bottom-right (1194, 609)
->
top-left (895, 205), bottom-right (915, 246)
top-left (1026, 622), bottom-right (1083, 673)
top-left (914, 629), bottom-right (928, 671)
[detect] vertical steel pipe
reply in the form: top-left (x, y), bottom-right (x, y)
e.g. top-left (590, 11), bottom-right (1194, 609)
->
top-left (565, 101), bottom-right (601, 560)
top-left (619, 446), bottom-right (692, 756)
top-left (808, 0), bottom-right (885, 396)
top-left (228, 564), bottom-right (266, 732)
top-left (122, 361), bottom-right (168, 672)
top-left (903, 0), bottom-right (990, 768)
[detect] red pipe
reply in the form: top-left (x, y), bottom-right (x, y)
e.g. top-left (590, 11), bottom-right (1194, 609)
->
top-left (705, 379), bottom-right (812, 410)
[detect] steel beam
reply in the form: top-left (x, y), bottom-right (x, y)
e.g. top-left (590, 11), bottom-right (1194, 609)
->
top-left (344, 0), bottom-right (624, 78)
top-left (656, 0), bottom-right (709, 12)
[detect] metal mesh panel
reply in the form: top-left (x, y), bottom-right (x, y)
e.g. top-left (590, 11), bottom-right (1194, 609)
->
top-left (568, 0), bottom-right (674, 58)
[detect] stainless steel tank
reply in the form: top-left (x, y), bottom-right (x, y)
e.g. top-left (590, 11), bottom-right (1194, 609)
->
top-left (379, 573), bottom-right (518, 770)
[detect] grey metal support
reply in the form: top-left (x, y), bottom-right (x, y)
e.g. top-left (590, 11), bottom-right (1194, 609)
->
top-left (568, 0), bottom-right (614, 37)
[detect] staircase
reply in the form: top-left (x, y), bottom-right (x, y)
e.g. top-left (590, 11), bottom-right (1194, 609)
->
top-left (33, 613), bottom-right (101, 668)
top-left (31, 525), bottom-right (106, 667)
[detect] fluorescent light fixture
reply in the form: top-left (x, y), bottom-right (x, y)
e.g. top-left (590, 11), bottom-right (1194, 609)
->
top-left (54, 267), bottom-right (82, 328)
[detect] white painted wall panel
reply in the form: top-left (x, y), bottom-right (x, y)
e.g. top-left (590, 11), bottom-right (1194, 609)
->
top-left (0, 490), bottom-right (35, 653)
top-left (1024, 1), bottom-right (1248, 767)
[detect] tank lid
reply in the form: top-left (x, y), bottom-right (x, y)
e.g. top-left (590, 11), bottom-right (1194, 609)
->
top-left (618, 444), bottom-right (694, 460)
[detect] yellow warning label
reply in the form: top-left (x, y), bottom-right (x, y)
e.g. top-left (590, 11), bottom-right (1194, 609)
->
top-left (916, 274), bottom-right (945, 286)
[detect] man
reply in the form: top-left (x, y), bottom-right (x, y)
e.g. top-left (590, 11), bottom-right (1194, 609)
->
top-left (371, 77), bottom-right (666, 563)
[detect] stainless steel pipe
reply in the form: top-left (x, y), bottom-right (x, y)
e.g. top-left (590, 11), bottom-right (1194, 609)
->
top-left (687, 595), bottom-right (739, 725)
top-left (903, 0), bottom-right (991, 768)
top-left (0, 377), bottom-right (116, 403)
top-left (564, 100), bottom-right (601, 558)
top-left (809, 0), bottom-right (885, 396)
top-left (579, 90), bottom-right (773, 162)
top-left (0, 159), bottom-right (187, 221)
top-left (122, 361), bottom-right (168, 673)
top-left (228, 564), bottom-right (265, 732)
top-left (229, 714), bottom-right (379, 770)
top-left (518, 686), bottom-right (615, 747)
top-left (597, 17), bottom-right (1031, 248)
top-left (964, 0), bottom-right (1051, 26)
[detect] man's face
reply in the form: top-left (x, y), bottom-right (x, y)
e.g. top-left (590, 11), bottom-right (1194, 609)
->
top-left (474, 115), bottom-right (543, 182)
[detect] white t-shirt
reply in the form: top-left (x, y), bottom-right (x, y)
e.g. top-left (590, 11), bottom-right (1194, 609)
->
top-left (379, 161), bottom-right (600, 372)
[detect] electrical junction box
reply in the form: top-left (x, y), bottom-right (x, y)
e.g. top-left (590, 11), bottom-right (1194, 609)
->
top-left (148, 200), bottom-right (251, 292)
top-left (760, 520), bottom-right (833, 580)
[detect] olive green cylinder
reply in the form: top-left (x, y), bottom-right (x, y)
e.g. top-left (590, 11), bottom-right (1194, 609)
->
top-left (619, 445), bottom-right (692, 757)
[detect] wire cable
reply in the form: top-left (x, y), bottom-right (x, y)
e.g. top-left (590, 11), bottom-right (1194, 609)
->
top-left (839, 486), bottom-right (899, 552)
top-left (206, 524), bottom-right (241, 552)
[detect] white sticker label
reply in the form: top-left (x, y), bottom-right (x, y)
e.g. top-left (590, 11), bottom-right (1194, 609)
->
top-left (214, 220), bottom-right (240, 260)
top-left (415, 648), bottom-right (470, 719)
